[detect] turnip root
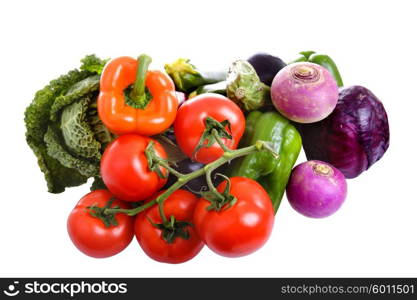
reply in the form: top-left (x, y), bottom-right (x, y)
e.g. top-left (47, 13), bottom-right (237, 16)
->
top-left (271, 62), bottom-right (338, 123)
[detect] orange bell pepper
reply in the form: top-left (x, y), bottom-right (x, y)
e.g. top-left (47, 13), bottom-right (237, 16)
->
top-left (98, 54), bottom-right (178, 136)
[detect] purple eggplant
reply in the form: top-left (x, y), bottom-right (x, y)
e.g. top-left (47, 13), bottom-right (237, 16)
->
top-left (247, 53), bottom-right (286, 86)
top-left (164, 159), bottom-right (227, 194)
top-left (297, 85), bottom-right (389, 178)
top-left (161, 128), bottom-right (227, 193)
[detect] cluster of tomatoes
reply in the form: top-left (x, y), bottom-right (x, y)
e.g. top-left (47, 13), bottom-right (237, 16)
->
top-left (66, 57), bottom-right (276, 264)
top-left (67, 97), bottom-right (275, 263)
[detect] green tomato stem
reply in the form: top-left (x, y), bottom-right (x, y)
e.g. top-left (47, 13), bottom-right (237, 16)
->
top-left (155, 159), bottom-right (183, 179)
top-left (154, 144), bottom-right (258, 221)
top-left (104, 199), bottom-right (157, 216)
top-left (212, 129), bottom-right (232, 153)
top-left (103, 142), bottom-right (269, 217)
top-left (205, 167), bottom-right (225, 201)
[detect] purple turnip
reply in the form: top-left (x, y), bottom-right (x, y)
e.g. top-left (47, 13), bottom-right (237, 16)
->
top-left (271, 62), bottom-right (339, 123)
top-left (286, 160), bottom-right (347, 218)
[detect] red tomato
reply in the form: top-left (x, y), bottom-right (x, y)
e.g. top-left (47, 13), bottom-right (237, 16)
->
top-left (193, 177), bottom-right (274, 257)
top-left (174, 93), bottom-right (245, 164)
top-left (67, 190), bottom-right (134, 258)
top-left (101, 134), bottom-right (167, 202)
top-left (135, 190), bottom-right (204, 264)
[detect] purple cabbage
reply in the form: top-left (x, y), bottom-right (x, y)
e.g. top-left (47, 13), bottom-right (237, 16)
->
top-left (297, 85), bottom-right (389, 178)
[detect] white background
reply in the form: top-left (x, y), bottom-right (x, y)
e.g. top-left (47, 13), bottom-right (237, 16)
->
top-left (0, 0), bottom-right (415, 277)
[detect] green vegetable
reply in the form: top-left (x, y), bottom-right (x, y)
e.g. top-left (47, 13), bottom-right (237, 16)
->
top-left (164, 58), bottom-right (226, 93)
top-left (290, 51), bottom-right (344, 87)
top-left (44, 125), bottom-right (99, 177)
top-left (60, 94), bottom-right (101, 161)
top-left (24, 55), bottom-right (113, 193)
top-left (229, 111), bottom-right (301, 212)
top-left (189, 60), bottom-right (271, 111)
top-left (188, 81), bottom-right (227, 98)
top-left (226, 60), bottom-right (271, 111)
top-left (80, 55), bottom-right (109, 74)
top-left (90, 176), bottom-right (107, 191)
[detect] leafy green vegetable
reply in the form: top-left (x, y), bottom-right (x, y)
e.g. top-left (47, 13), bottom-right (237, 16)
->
top-left (90, 176), bottom-right (107, 191)
top-left (24, 55), bottom-right (111, 193)
top-left (44, 126), bottom-right (100, 177)
top-left (80, 55), bottom-right (109, 75)
top-left (50, 75), bottom-right (100, 121)
top-left (30, 144), bottom-right (89, 194)
top-left (60, 96), bottom-right (101, 161)
top-left (87, 103), bottom-right (116, 151)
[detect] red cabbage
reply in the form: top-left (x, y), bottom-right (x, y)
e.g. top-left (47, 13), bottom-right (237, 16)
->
top-left (297, 85), bottom-right (389, 178)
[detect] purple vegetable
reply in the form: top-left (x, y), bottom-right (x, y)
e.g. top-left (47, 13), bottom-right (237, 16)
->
top-left (286, 160), bottom-right (347, 218)
top-left (162, 129), bottom-right (226, 194)
top-left (164, 159), bottom-right (226, 194)
top-left (297, 85), bottom-right (389, 178)
top-left (247, 53), bottom-right (286, 86)
top-left (271, 62), bottom-right (339, 123)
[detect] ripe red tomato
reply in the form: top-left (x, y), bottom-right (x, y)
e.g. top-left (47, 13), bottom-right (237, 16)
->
top-left (101, 134), bottom-right (167, 202)
top-left (134, 190), bottom-right (204, 264)
top-left (67, 190), bottom-right (134, 258)
top-left (174, 93), bottom-right (245, 164)
top-left (193, 177), bottom-right (274, 257)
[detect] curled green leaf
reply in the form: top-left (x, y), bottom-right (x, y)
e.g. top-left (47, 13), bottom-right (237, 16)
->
top-left (24, 55), bottom-right (111, 193)
top-left (44, 126), bottom-right (100, 177)
top-left (60, 96), bottom-right (102, 161)
top-left (80, 54), bottom-right (109, 75)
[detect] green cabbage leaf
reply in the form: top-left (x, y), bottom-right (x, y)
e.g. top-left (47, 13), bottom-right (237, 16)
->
top-left (24, 55), bottom-right (112, 193)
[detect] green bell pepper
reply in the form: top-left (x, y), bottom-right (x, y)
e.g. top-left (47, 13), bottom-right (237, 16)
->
top-left (290, 51), bottom-right (344, 87)
top-left (229, 111), bottom-right (301, 213)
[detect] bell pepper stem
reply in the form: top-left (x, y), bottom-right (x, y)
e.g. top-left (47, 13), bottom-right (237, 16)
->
top-left (299, 51), bottom-right (316, 59)
top-left (129, 54), bottom-right (152, 108)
